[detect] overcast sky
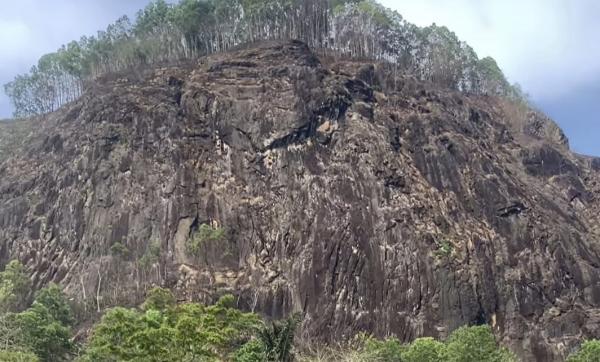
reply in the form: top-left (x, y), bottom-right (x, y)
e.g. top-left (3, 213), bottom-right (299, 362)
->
top-left (380, 0), bottom-right (600, 156)
top-left (0, 0), bottom-right (149, 120)
top-left (1, 1), bottom-right (598, 155)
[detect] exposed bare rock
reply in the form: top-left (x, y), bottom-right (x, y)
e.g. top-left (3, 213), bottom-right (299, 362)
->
top-left (1, 41), bottom-right (600, 361)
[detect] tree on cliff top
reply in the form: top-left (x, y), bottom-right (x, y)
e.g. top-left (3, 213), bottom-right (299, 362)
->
top-left (3, 0), bottom-right (518, 118)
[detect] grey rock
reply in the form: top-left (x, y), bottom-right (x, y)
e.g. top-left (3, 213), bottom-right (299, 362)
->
top-left (1, 41), bottom-right (599, 361)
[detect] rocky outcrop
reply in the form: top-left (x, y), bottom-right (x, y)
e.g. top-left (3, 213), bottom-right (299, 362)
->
top-left (1, 41), bottom-right (600, 361)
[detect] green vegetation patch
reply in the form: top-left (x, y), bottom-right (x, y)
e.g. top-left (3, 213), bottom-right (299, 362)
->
top-left (80, 290), bottom-right (262, 362)
top-left (434, 239), bottom-right (454, 258)
top-left (139, 240), bottom-right (160, 269)
top-left (186, 223), bottom-right (225, 256)
top-left (3, 0), bottom-right (520, 119)
top-left (567, 340), bottom-right (600, 362)
top-left (305, 325), bottom-right (516, 362)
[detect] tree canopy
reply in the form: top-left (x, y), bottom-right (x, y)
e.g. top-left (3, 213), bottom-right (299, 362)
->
top-left (0, 260), bottom-right (31, 313)
top-left (4, 0), bottom-right (520, 118)
top-left (0, 261), bottom-right (74, 362)
top-left (79, 291), bottom-right (262, 361)
top-left (0, 260), bottom-right (599, 361)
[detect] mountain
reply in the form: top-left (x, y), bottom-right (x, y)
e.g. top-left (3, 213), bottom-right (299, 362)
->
top-left (1, 40), bottom-right (600, 361)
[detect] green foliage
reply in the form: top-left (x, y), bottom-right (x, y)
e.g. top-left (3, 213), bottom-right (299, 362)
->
top-left (33, 284), bottom-right (74, 326)
top-left (0, 284), bottom-right (75, 361)
top-left (402, 337), bottom-right (446, 362)
top-left (233, 339), bottom-right (267, 362)
top-left (331, 0), bottom-right (360, 13)
top-left (134, 0), bottom-right (172, 36)
top-left (0, 313), bottom-right (28, 355)
top-left (76, 307), bottom-right (144, 362)
top-left (139, 240), bottom-right (161, 269)
top-left (186, 223), bottom-right (226, 257)
top-left (357, 0), bottom-right (394, 26)
top-left (567, 340), bottom-right (600, 362)
top-left (478, 57), bottom-right (505, 83)
top-left (216, 294), bottom-right (236, 308)
top-left (337, 325), bottom-right (513, 362)
top-left (258, 314), bottom-right (301, 362)
top-left (360, 334), bottom-right (405, 361)
top-left (0, 350), bottom-right (39, 362)
top-left (446, 325), bottom-right (516, 362)
top-left (3, 278), bottom-right (594, 362)
top-left (14, 303), bottom-right (73, 361)
top-left (477, 57), bottom-right (513, 96)
top-left (141, 287), bottom-right (175, 312)
top-left (0, 261), bottom-right (31, 313)
top-left (80, 293), bottom-right (262, 361)
top-left (110, 242), bottom-right (130, 259)
top-left (434, 239), bottom-right (454, 258)
top-left (3, 0), bottom-right (520, 118)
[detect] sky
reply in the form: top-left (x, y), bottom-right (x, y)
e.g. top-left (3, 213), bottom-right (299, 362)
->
top-left (0, 0), bottom-right (150, 120)
top-left (0, 1), bottom-right (598, 155)
top-left (379, 0), bottom-right (600, 156)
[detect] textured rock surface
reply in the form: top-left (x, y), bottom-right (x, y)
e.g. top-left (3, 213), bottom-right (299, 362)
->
top-left (1, 41), bottom-right (600, 361)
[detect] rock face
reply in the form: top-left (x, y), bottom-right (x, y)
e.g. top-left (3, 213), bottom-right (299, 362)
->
top-left (1, 41), bottom-right (600, 361)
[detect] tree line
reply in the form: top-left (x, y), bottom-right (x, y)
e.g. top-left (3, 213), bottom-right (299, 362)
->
top-left (3, 0), bottom-right (523, 118)
top-left (1, 260), bottom-right (599, 360)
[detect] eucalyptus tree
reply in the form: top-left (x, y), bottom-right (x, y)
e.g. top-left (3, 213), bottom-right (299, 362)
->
top-left (3, 0), bottom-right (521, 118)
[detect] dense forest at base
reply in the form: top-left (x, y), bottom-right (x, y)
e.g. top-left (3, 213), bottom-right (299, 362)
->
top-left (0, 260), bottom-right (599, 361)
top-left (3, 0), bottom-right (524, 118)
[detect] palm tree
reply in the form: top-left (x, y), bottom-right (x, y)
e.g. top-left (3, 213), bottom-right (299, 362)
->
top-left (258, 314), bottom-right (301, 362)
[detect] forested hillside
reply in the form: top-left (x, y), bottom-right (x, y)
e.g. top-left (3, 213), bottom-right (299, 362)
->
top-left (3, 0), bottom-right (522, 118)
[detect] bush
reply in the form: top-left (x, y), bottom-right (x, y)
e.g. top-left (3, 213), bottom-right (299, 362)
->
top-left (446, 325), bottom-right (515, 362)
top-left (141, 287), bottom-right (175, 312)
top-left (139, 240), bottom-right (160, 269)
top-left (80, 293), bottom-right (261, 361)
top-left (186, 223), bottom-right (225, 256)
top-left (434, 239), bottom-right (454, 258)
top-left (305, 325), bottom-right (515, 362)
top-left (360, 334), bottom-right (405, 361)
top-left (110, 242), bottom-right (130, 259)
top-left (0, 350), bottom-right (39, 362)
top-left (402, 337), bottom-right (446, 362)
top-left (233, 339), bottom-right (267, 362)
top-left (0, 260), bottom-right (31, 312)
top-left (567, 340), bottom-right (600, 362)
top-left (0, 313), bottom-right (26, 352)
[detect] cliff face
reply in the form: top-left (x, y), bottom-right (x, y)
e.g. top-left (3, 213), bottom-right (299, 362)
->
top-left (1, 41), bottom-right (600, 361)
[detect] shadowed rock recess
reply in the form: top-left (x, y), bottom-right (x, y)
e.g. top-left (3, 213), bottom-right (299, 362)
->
top-left (1, 41), bottom-right (600, 361)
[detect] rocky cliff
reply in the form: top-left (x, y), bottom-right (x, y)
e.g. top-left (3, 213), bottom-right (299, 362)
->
top-left (1, 41), bottom-right (600, 361)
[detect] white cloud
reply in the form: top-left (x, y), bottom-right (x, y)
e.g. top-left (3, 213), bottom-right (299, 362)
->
top-left (0, 20), bottom-right (34, 67)
top-left (379, 0), bottom-right (600, 101)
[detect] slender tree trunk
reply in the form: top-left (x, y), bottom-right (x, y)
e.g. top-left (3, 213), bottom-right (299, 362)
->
top-left (96, 266), bottom-right (102, 313)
